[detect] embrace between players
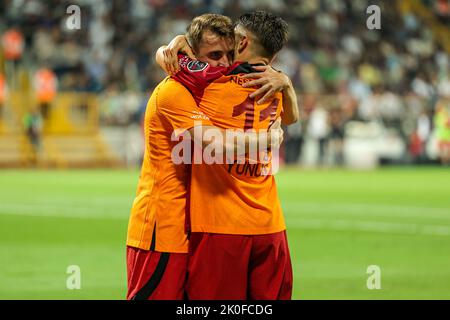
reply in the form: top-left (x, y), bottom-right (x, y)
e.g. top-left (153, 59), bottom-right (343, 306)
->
top-left (126, 11), bottom-right (299, 300)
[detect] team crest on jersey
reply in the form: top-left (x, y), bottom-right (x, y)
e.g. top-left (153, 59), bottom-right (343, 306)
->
top-left (187, 60), bottom-right (208, 72)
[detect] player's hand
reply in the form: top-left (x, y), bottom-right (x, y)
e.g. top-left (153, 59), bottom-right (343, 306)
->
top-left (163, 35), bottom-right (196, 75)
top-left (268, 118), bottom-right (284, 149)
top-left (242, 65), bottom-right (290, 104)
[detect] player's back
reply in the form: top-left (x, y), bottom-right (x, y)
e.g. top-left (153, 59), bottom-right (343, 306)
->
top-left (198, 65), bottom-right (281, 131)
top-left (189, 64), bottom-right (286, 235)
top-left (127, 78), bottom-right (203, 253)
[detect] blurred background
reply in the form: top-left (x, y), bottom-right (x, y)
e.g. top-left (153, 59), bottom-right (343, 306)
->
top-left (0, 0), bottom-right (449, 168)
top-left (0, 0), bottom-right (450, 300)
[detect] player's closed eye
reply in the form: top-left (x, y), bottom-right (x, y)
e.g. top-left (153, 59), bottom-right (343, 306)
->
top-left (207, 51), bottom-right (224, 61)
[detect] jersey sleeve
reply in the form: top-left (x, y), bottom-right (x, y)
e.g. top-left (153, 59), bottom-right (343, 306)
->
top-left (157, 78), bottom-right (212, 137)
top-left (172, 54), bottom-right (229, 102)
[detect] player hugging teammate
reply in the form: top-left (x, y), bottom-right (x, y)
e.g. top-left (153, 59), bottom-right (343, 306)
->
top-left (126, 11), bottom-right (299, 300)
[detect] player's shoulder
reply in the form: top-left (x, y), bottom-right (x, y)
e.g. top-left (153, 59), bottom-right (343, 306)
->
top-left (215, 62), bottom-right (264, 87)
top-left (226, 62), bottom-right (257, 76)
top-left (156, 77), bottom-right (194, 104)
top-left (158, 77), bottom-right (191, 94)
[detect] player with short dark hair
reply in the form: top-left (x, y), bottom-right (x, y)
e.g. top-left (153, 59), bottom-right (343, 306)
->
top-left (234, 11), bottom-right (289, 60)
top-left (157, 11), bottom-right (299, 299)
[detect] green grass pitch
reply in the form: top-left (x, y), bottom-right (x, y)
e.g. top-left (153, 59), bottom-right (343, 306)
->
top-left (1, 167), bottom-right (450, 299)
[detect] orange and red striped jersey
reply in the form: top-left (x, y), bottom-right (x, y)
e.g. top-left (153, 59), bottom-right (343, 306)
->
top-left (173, 56), bottom-right (286, 235)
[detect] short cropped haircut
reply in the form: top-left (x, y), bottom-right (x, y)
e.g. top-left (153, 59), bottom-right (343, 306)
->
top-left (235, 11), bottom-right (289, 59)
top-left (186, 14), bottom-right (234, 51)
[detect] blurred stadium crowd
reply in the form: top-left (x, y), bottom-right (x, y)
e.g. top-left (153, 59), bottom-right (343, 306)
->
top-left (1, 0), bottom-right (450, 166)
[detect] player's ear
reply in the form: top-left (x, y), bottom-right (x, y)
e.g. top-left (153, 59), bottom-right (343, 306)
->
top-left (237, 35), bottom-right (248, 55)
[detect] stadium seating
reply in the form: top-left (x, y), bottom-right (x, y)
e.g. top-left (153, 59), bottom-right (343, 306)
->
top-left (0, 91), bottom-right (121, 168)
top-left (40, 134), bottom-right (120, 168)
top-left (0, 133), bottom-right (34, 167)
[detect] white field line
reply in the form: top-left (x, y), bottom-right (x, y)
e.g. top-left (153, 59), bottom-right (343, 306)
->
top-left (282, 202), bottom-right (450, 220)
top-left (0, 203), bottom-right (128, 220)
top-left (1, 201), bottom-right (450, 236)
top-left (2, 201), bottom-right (448, 219)
top-left (287, 218), bottom-right (450, 236)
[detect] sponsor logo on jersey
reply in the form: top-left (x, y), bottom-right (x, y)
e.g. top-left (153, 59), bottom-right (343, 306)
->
top-left (187, 60), bottom-right (208, 72)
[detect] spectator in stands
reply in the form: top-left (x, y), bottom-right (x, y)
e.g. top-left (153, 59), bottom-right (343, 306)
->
top-left (33, 66), bottom-right (58, 121)
top-left (327, 106), bottom-right (346, 166)
top-left (307, 104), bottom-right (329, 166)
top-left (1, 27), bottom-right (24, 64)
top-left (284, 120), bottom-right (304, 165)
top-left (434, 100), bottom-right (450, 165)
top-left (415, 109), bottom-right (432, 163)
top-left (0, 73), bottom-right (6, 121)
top-left (23, 107), bottom-right (43, 157)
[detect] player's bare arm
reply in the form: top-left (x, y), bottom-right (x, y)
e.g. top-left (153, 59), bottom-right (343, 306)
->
top-left (156, 35), bottom-right (196, 75)
top-left (242, 65), bottom-right (299, 125)
top-left (188, 118), bottom-right (283, 159)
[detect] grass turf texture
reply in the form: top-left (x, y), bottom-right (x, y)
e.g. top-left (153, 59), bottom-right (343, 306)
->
top-left (0, 167), bottom-right (449, 299)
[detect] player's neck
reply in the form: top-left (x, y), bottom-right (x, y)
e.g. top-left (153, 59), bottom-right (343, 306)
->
top-left (246, 56), bottom-right (269, 66)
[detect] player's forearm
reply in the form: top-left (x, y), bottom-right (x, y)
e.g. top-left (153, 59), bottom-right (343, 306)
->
top-left (230, 131), bottom-right (263, 157)
top-left (189, 125), bottom-right (281, 162)
top-left (225, 129), bottom-right (281, 160)
top-left (155, 35), bottom-right (194, 76)
top-left (208, 130), bottom-right (261, 158)
top-left (281, 80), bottom-right (299, 125)
top-left (194, 128), bottom-right (270, 158)
top-left (155, 45), bottom-right (169, 73)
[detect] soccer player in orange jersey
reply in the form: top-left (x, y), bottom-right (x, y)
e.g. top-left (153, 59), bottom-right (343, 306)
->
top-left (126, 14), bottom-right (288, 300)
top-left (157, 11), bottom-right (298, 299)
